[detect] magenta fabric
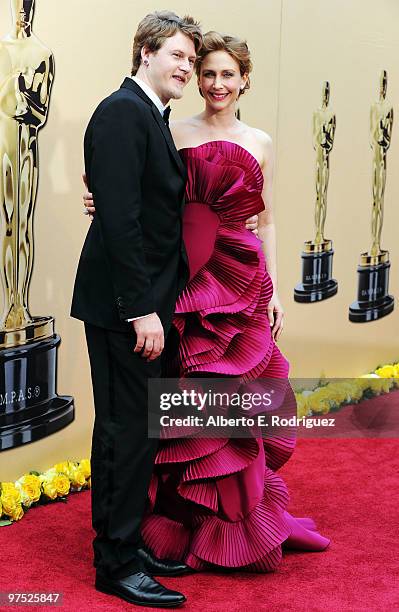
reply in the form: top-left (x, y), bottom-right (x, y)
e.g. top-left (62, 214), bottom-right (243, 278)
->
top-left (142, 141), bottom-right (330, 571)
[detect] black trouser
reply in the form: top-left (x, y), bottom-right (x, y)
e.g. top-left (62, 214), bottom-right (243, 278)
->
top-left (84, 323), bottom-right (161, 578)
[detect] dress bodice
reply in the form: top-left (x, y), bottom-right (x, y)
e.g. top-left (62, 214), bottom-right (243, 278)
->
top-left (179, 140), bottom-right (265, 222)
top-left (179, 141), bottom-right (266, 281)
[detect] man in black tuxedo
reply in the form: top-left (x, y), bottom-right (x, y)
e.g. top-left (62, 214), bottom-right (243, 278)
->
top-left (71, 11), bottom-right (202, 608)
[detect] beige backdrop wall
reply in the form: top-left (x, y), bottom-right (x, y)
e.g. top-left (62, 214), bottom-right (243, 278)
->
top-left (1, 0), bottom-right (398, 480)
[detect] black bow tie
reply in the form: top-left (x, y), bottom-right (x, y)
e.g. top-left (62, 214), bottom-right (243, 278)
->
top-left (163, 106), bottom-right (171, 126)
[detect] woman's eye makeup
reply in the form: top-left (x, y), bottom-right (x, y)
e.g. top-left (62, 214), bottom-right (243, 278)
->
top-left (203, 71), bottom-right (235, 78)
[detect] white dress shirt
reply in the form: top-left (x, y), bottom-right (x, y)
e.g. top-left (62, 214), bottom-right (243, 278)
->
top-left (127, 76), bottom-right (167, 323)
top-left (130, 76), bottom-right (166, 116)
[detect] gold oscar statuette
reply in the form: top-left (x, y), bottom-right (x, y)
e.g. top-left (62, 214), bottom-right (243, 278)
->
top-left (0, 0), bottom-right (73, 450)
top-left (294, 81), bottom-right (338, 302)
top-left (349, 70), bottom-right (394, 322)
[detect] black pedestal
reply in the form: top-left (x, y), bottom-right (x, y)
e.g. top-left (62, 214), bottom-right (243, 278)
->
top-left (294, 249), bottom-right (338, 303)
top-left (0, 335), bottom-right (74, 451)
top-left (349, 260), bottom-right (394, 322)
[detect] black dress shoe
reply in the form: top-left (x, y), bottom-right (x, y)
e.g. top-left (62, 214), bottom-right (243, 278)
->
top-left (95, 570), bottom-right (186, 608)
top-left (136, 546), bottom-right (193, 577)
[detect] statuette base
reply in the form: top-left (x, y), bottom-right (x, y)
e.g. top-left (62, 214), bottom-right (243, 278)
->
top-left (294, 247), bottom-right (338, 303)
top-left (0, 316), bottom-right (54, 350)
top-left (0, 334), bottom-right (74, 451)
top-left (349, 259), bottom-right (394, 323)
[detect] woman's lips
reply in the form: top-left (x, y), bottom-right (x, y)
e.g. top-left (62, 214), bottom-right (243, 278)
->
top-left (209, 92), bottom-right (229, 100)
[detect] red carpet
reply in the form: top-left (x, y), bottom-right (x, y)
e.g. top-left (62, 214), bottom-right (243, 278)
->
top-left (1, 437), bottom-right (398, 611)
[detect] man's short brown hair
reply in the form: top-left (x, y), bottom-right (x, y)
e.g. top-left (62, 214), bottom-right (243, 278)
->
top-left (131, 11), bottom-right (202, 76)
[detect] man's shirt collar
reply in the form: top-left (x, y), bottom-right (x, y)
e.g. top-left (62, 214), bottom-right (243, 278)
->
top-left (130, 76), bottom-right (166, 116)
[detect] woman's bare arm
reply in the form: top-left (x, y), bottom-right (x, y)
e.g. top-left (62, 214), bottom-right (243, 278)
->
top-left (256, 131), bottom-right (284, 340)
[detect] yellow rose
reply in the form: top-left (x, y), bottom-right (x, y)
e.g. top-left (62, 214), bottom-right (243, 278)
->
top-left (1, 482), bottom-right (20, 499)
top-left (15, 474), bottom-right (41, 507)
top-left (41, 480), bottom-right (57, 500)
top-left (318, 387), bottom-right (342, 408)
top-left (297, 403), bottom-right (309, 418)
top-left (349, 384), bottom-right (364, 401)
top-left (79, 459), bottom-right (91, 479)
top-left (364, 377), bottom-right (392, 395)
top-left (9, 503), bottom-right (24, 521)
top-left (320, 383), bottom-right (347, 404)
top-left (54, 461), bottom-right (71, 476)
top-left (53, 474), bottom-right (70, 497)
top-left (358, 376), bottom-right (376, 389)
top-left (295, 394), bottom-right (310, 418)
top-left (1, 482), bottom-right (21, 518)
top-left (375, 365), bottom-right (396, 378)
top-left (334, 381), bottom-right (361, 403)
top-left (306, 387), bottom-right (333, 414)
top-left (40, 469), bottom-right (70, 497)
top-left (39, 470), bottom-right (57, 499)
top-left (379, 378), bottom-right (393, 393)
top-left (69, 467), bottom-right (86, 489)
top-left (356, 378), bottom-right (375, 394)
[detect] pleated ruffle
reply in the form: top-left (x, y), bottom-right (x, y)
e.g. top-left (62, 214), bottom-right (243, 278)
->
top-left (143, 438), bottom-right (294, 569)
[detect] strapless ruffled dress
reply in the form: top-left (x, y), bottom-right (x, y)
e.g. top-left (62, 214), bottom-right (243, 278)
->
top-left (142, 141), bottom-right (330, 571)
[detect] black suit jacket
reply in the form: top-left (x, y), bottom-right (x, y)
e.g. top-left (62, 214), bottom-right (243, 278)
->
top-left (71, 78), bottom-right (189, 333)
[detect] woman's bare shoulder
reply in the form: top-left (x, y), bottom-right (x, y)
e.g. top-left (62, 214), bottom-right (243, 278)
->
top-left (249, 126), bottom-right (273, 148)
top-left (250, 127), bottom-right (273, 164)
top-left (170, 116), bottom-right (202, 149)
top-left (238, 122), bottom-right (273, 167)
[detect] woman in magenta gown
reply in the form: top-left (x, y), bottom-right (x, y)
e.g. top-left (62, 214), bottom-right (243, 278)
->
top-left (139, 32), bottom-right (330, 571)
top-left (84, 31), bottom-right (330, 572)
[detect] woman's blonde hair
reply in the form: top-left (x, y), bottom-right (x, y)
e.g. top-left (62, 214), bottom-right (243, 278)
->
top-left (131, 11), bottom-right (202, 76)
top-left (196, 31), bottom-right (253, 96)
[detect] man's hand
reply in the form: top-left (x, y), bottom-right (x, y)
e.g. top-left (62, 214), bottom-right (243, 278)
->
top-left (82, 172), bottom-right (95, 217)
top-left (245, 214), bottom-right (258, 236)
top-left (132, 313), bottom-right (164, 361)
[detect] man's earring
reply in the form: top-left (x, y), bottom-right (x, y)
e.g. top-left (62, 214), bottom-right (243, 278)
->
top-left (144, 59), bottom-right (149, 67)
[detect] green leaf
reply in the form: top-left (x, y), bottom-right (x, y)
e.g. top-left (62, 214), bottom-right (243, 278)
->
top-left (0, 519), bottom-right (13, 526)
